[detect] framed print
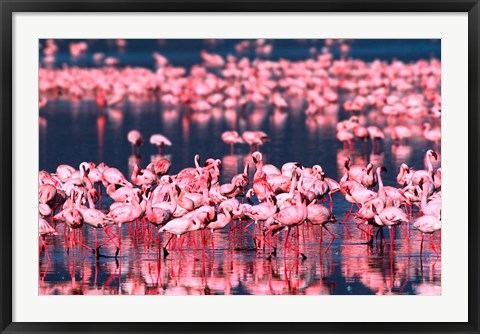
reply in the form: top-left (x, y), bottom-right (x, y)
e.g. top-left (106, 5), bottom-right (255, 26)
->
top-left (1, 1), bottom-right (479, 333)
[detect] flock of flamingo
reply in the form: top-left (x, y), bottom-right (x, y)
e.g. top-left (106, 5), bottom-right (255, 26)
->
top-left (39, 139), bottom-right (441, 262)
top-left (39, 39), bottom-right (441, 270)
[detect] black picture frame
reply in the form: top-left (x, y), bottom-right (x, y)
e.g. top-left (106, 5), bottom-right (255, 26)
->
top-left (1, 1), bottom-right (479, 333)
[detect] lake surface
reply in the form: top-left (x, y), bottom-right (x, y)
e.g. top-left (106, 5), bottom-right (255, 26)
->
top-left (39, 39), bottom-right (441, 295)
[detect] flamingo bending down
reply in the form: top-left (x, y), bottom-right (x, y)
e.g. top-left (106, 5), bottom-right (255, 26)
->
top-left (306, 202), bottom-right (336, 245)
top-left (39, 216), bottom-right (57, 261)
top-left (221, 131), bottom-right (244, 153)
top-left (128, 130), bottom-right (143, 154)
top-left (242, 131), bottom-right (269, 151)
top-left (150, 134), bottom-right (172, 154)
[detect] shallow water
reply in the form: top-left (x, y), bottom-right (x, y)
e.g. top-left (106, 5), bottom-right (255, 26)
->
top-left (39, 39), bottom-right (441, 295)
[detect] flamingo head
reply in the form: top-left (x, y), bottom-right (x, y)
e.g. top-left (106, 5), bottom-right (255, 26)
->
top-left (142, 185), bottom-right (152, 198)
top-left (174, 185), bottom-right (182, 196)
top-left (344, 185), bottom-right (352, 196)
top-left (245, 189), bottom-right (254, 204)
top-left (234, 178), bottom-right (244, 187)
top-left (312, 165), bottom-right (323, 174)
top-left (204, 158), bottom-right (215, 167)
top-left (344, 158), bottom-right (351, 170)
top-left (252, 151), bottom-right (262, 164)
top-left (401, 163), bottom-right (410, 173)
top-left (160, 175), bottom-right (173, 184)
top-left (366, 163), bottom-right (374, 173)
top-left (270, 195), bottom-right (277, 206)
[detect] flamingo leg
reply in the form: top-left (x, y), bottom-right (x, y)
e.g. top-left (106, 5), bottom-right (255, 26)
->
top-left (420, 233), bottom-right (424, 256)
top-left (429, 234), bottom-right (439, 257)
top-left (39, 236), bottom-right (50, 262)
top-left (163, 234), bottom-right (174, 258)
top-left (114, 224), bottom-right (123, 258)
top-left (323, 225), bottom-right (336, 241)
top-left (341, 204), bottom-right (354, 223)
top-left (284, 227), bottom-right (307, 260)
top-left (70, 232), bottom-right (94, 253)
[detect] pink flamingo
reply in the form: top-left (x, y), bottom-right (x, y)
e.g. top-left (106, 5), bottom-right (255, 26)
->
top-left (423, 123), bottom-right (441, 144)
top-left (397, 163), bottom-right (412, 186)
top-left (221, 131), bottom-right (244, 153)
top-left (128, 130), bottom-right (143, 154)
top-left (150, 134), bottom-right (172, 155)
top-left (242, 131), bottom-right (269, 151)
top-left (411, 150), bottom-right (437, 186)
top-left (102, 167), bottom-right (133, 187)
top-left (372, 198), bottom-right (409, 244)
top-left (39, 216), bottom-right (57, 261)
top-left (206, 206), bottom-right (234, 248)
top-left (131, 164), bottom-right (157, 186)
top-left (306, 202), bottom-right (336, 246)
top-left (274, 192), bottom-right (308, 259)
top-left (150, 158), bottom-right (172, 176)
top-left (105, 192), bottom-right (144, 257)
top-left (413, 213), bottom-right (441, 256)
top-left (367, 126), bottom-right (385, 152)
top-left (75, 190), bottom-right (106, 254)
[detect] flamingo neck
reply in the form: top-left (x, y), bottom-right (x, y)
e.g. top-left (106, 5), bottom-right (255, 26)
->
top-left (87, 191), bottom-right (95, 209)
top-left (426, 154), bottom-right (434, 173)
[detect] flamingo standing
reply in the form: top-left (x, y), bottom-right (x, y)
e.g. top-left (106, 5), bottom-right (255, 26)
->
top-left (413, 213), bottom-right (441, 256)
top-left (150, 134), bottom-right (172, 155)
top-left (274, 192), bottom-right (308, 259)
top-left (128, 130), bottom-right (143, 154)
top-left (221, 131), bottom-right (244, 154)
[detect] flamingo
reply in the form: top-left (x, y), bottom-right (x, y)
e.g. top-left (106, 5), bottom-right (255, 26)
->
top-left (221, 131), bottom-right (244, 153)
top-left (411, 150), bottom-right (437, 186)
top-left (423, 123), bottom-right (441, 145)
top-left (306, 202), bottom-right (336, 245)
top-left (150, 134), bottom-right (172, 154)
top-left (131, 164), bottom-right (157, 186)
top-left (102, 167), bottom-right (133, 188)
top-left (367, 126), bottom-right (385, 151)
top-left (242, 131), bottom-right (269, 151)
top-left (105, 192), bottom-right (144, 256)
top-left (128, 130), bottom-right (143, 154)
top-left (206, 206), bottom-right (234, 248)
top-left (274, 192), bottom-right (308, 259)
top-left (39, 216), bottom-right (57, 261)
top-left (413, 213), bottom-right (441, 256)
